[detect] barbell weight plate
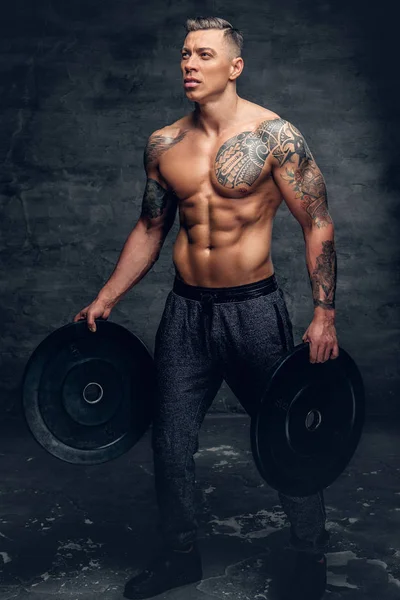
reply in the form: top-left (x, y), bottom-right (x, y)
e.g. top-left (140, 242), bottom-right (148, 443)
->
top-left (22, 320), bottom-right (154, 465)
top-left (250, 343), bottom-right (365, 497)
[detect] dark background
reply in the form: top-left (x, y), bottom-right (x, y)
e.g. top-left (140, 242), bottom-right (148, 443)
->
top-left (0, 0), bottom-right (398, 416)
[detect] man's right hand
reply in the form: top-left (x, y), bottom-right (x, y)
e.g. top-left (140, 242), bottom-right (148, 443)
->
top-left (73, 297), bottom-right (113, 333)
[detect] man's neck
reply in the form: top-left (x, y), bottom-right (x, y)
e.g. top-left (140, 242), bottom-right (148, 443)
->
top-left (193, 91), bottom-right (242, 137)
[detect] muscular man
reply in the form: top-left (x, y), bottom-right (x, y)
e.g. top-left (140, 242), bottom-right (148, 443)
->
top-left (75, 17), bottom-right (338, 600)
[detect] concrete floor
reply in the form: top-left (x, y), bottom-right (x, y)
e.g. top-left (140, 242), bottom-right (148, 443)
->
top-left (0, 414), bottom-right (399, 600)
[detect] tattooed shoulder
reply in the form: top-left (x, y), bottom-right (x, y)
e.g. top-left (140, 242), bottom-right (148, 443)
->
top-left (254, 118), bottom-right (313, 168)
top-left (213, 116), bottom-right (313, 190)
top-left (144, 129), bottom-right (188, 168)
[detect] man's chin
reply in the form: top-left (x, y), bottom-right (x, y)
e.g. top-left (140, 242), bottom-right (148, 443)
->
top-left (184, 88), bottom-right (199, 97)
top-left (184, 89), bottom-right (206, 103)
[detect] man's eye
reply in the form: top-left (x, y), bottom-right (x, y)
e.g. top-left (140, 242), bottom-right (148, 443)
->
top-left (181, 53), bottom-right (189, 59)
top-left (201, 53), bottom-right (211, 58)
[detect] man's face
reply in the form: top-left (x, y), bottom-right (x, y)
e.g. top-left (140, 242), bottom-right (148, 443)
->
top-left (181, 30), bottom-right (238, 102)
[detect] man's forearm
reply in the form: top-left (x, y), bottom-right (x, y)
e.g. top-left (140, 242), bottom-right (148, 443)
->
top-left (304, 224), bottom-right (337, 319)
top-left (97, 219), bottom-right (164, 307)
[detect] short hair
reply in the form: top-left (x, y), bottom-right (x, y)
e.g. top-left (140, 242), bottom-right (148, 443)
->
top-left (185, 17), bottom-right (243, 58)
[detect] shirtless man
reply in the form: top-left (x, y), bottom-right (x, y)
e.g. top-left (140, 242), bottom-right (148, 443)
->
top-left (74, 17), bottom-right (338, 600)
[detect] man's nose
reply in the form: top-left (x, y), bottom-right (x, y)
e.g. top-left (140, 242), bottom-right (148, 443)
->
top-left (184, 58), bottom-right (199, 72)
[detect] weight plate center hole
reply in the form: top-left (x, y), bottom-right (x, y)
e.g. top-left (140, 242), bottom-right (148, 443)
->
top-left (305, 409), bottom-right (322, 432)
top-left (83, 382), bottom-right (104, 404)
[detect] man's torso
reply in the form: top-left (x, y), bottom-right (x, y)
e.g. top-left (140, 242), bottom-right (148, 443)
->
top-left (154, 100), bottom-right (287, 287)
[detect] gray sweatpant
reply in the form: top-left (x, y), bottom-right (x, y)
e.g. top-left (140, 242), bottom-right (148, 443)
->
top-left (152, 273), bottom-right (330, 554)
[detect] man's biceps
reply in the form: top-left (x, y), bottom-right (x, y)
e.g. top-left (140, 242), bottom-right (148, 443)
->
top-left (279, 186), bottom-right (298, 208)
top-left (283, 195), bottom-right (310, 226)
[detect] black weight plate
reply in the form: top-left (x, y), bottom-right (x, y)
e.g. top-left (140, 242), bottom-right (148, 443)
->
top-left (250, 343), bottom-right (365, 497)
top-left (22, 320), bottom-right (154, 465)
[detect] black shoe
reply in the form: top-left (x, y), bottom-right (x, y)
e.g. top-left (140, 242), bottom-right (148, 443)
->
top-left (123, 543), bottom-right (202, 599)
top-left (277, 551), bottom-right (327, 600)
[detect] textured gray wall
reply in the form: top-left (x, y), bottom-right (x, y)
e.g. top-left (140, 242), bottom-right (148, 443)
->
top-left (1, 0), bottom-right (398, 416)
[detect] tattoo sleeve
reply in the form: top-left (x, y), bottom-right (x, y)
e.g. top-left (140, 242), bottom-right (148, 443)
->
top-left (140, 130), bottom-right (187, 225)
top-left (277, 122), bottom-right (332, 230)
top-left (141, 178), bottom-right (170, 220)
top-left (271, 120), bottom-right (336, 310)
top-left (140, 178), bottom-right (178, 237)
top-left (311, 240), bottom-right (337, 310)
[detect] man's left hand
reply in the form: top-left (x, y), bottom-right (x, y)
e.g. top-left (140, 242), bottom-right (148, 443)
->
top-left (302, 317), bottom-right (339, 363)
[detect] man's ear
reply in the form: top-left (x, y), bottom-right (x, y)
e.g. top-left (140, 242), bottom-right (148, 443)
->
top-left (229, 57), bottom-right (244, 81)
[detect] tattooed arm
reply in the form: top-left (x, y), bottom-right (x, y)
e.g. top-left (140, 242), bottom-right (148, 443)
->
top-left (268, 119), bottom-right (339, 363)
top-left (95, 130), bottom-right (181, 308)
top-left (140, 130), bottom-right (181, 232)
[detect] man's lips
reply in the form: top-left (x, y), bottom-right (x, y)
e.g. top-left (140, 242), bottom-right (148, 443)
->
top-left (184, 79), bottom-right (201, 88)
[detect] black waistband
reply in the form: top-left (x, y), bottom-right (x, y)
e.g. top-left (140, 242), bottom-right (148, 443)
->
top-left (172, 274), bottom-right (278, 303)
